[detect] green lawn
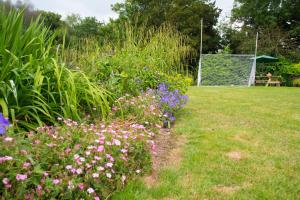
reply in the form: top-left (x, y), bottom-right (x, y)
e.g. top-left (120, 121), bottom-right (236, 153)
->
top-left (114, 87), bottom-right (300, 200)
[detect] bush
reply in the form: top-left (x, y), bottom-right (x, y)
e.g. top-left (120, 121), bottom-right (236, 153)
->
top-left (293, 78), bottom-right (300, 87)
top-left (0, 119), bottom-right (154, 199)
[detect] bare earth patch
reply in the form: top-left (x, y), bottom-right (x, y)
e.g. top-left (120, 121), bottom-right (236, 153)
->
top-left (214, 183), bottom-right (252, 194)
top-left (227, 151), bottom-right (243, 160)
top-left (144, 128), bottom-right (186, 187)
top-left (213, 185), bottom-right (241, 194)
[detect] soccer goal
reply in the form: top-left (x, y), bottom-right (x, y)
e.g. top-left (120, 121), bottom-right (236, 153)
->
top-left (196, 19), bottom-right (258, 87)
top-left (198, 54), bottom-right (256, 86)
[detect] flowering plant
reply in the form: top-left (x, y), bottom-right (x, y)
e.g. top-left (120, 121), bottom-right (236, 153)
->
top-left (157, 83), bottom-right (188, 127)
top-left (0, 113), bottom-right (9, 135)
top-left (111, 90), bottom-right (162, 129)
top-left (0, 119), bottom-right (155, 199)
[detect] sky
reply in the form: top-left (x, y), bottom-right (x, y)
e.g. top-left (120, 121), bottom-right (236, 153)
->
top-left (13, 0), bottom-right (234, 22)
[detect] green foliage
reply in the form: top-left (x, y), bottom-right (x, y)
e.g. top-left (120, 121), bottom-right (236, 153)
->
top-left (224, 0), bottom-right (300, 60)
top-left (113, 0), bottom-right (221, 60)
top-left (293, 78), bottom-right (300, 87)
top-left (64, 24), bottom-right (192, 96)
top-left (40, 11), bottom-right (62, 31)
top-left (0, 7), bottom-right (110, 130)
top-left (74, 17), bottom-right (102, 38)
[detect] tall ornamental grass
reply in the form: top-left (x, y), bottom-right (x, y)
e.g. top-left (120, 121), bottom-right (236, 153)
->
top-left (0, 8), bottom-right (110, 130)
top-left (63, 24), bottom-right (193, 96)
top-left (66, 24), bottom-right (192, 75)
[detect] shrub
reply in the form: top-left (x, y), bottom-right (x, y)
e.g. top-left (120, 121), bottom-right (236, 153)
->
top-left (293, 78), bottom-right (300, 87)
top-left (0, 119), bottom-right (154, 199)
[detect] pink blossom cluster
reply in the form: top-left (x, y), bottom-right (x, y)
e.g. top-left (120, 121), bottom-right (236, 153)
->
top-left (0, 119), bottom-right (155, 199)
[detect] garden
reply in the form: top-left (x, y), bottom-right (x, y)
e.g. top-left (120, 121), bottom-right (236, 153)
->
top-left (1, 0), bottom-right (300, 199)
top-left (0, 7), bottom-right (191, 200)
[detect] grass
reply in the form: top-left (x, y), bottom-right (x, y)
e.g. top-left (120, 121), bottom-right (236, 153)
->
top-left (113, 86), bottom-right (300, 199)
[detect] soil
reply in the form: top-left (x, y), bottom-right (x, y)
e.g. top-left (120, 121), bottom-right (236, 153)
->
top-left (144, 128), bottom-right (186, 187)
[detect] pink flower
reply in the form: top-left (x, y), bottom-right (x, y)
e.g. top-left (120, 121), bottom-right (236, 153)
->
top-left (76, 168), bottom-right (83, 174)
top-left (87, 187), bottom-right (94, 194)
top-left (97, 166), bottom-right (105, 171)
top-left (106, 173), bottom-right (112, 178)
top-left (34, 140), bottom-right (41, 144)
top-left (94, 197), bottom-right (100, 200)
top-left (85, 151), bottom-right (91, 156)
top-left (16, 174), bottom-right (28, 181)
top-left (71, 168), bottom-right (76, 174)
top-left (43, 172), bottom-right (49, 177)
top-left (97, 145), bottom-right (104, 152)
top-left (112, 106), bottom-right (118, 111)
top-left (121, 175), bottom-right (126, 184)
top-left (105, 162), bottom-right (113, 168)
top-left (94, 156), bottom-right (101, 161)
top-left (65, 147), bottom-right (71, 154)
top-left (65, 165), bottom-right (72, 170)
top-left (78, 183), bottom-right (84, 190)
top-left (92, 173), bottom-right (99, 178)
top-left (74, 154), bottom-right (80, 160)
top-left (4, 137), bottom-right (13, 142)
top-left (86, 163), bottom-right (92, 169)
top-left (113, 139), bottom-right (121, 146)
top-left (68, 181), bottom-right (74, 189)
top-left (2, 178), bottom-right (9, 185)
top-left (37, 185), bottom-right (42, 191)
top-left (53, 179), bottom-right (60, 185)
top-left (121, 148), bottom-right (127, 153)
top-left (0, 156), bottom-right (13, 163)
top-left (23, 162), bottom-right (31, 169)
top-left (106, 141), bottom-right (112, 146)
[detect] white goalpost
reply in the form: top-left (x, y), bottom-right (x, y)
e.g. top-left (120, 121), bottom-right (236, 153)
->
top-left (197, 20), bottom-right (258, 87)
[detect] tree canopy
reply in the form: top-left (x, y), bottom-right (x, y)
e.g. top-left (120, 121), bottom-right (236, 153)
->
top-left (223, 0), bottom-right (300, 60)
top-left (113, 0), bottom-right (221, 54)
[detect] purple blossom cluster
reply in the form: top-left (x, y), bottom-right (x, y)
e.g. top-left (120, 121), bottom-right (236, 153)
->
top-left (0, 119), bottom-right (155, 199)
top-left (0, 113), bottom-right (9, 135)
top-left (157, 83), bottom-right (188, 122)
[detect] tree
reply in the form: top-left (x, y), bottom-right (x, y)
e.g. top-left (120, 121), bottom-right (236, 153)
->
top-left (112, 0), bottom-right (221, 54)
top-left (40, 11), bottom-right (63, 31)
top-left (226, 0), bottom-right (300, 60)
top-left (74, 17), bottom-right (102, 38)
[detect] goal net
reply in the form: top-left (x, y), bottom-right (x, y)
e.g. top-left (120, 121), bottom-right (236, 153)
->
top-left (198, 54), bottom-right (256, 86)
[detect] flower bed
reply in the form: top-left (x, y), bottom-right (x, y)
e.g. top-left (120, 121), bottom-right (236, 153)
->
top-left (0, 119), bottom-right (155, 199)
top-left (0, 82), bottom-right (188, 199)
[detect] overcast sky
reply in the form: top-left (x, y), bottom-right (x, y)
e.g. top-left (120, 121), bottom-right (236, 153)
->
top-left (13, 0), bottom-right (234, 22)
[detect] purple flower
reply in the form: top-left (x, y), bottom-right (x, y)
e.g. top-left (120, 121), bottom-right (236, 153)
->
top-left (0, 113), bottom-right (9, 135)
top-left (157, 83), bottom-right (188, 122)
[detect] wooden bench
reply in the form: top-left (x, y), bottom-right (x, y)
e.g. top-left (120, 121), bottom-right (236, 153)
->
top-left (255, 76), bottom-right (282, 87)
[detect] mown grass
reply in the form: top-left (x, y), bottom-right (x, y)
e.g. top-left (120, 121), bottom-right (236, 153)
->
top-left (113, 86), bottom-right (300, 199)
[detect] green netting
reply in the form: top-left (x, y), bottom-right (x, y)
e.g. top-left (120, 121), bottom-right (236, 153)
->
top-left (200, 54), bottom-right (255, 86)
